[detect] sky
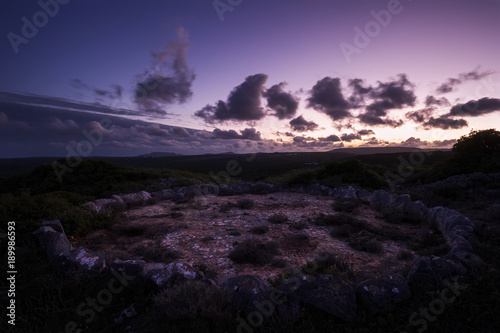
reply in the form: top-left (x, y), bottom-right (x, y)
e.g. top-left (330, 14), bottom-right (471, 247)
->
top-left (0, 0), bottom-right (499, 157)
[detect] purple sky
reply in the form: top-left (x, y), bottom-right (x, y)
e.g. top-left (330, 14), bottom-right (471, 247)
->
top-left (1, 0), bottom-right (499, 157)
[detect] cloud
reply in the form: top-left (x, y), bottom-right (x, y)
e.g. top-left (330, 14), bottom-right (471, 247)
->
top-left (318, 134), bottom-right (341, 142)
top-left (195, 74), bottom-right (268, 123)
top-left (340, 133), bottom-right (361, 142)
top-left (212, 128), bottom-right (262, 141)
top-left (358, 74), bottom-right (415, 127)
top-left (436, 68), bottom-right (494, 94)
top-left (448, 97), bottom-right (500, 117)
top-left (307, 77), bottom-right (351, 121)
top-left (289, 115), bottom-right (319, 132)
top-left (406, 107), bottom-right (434, 123)
top-left (357, 129), bottom-right (375, 136)
top-left (348, 78), bottom-right (372, 106)
top-left (71, 79), bottom-right (123, 100)
top-left (134, 27), bottom-right (196, 113)
top-left (423, 116), bottom-right (468, 130)
top-left (46, 117), bottom-right (80, 135)
top-left (263, 82), bottom-right (299, 119)
top-left (425, 95), bottom-right (450, 107)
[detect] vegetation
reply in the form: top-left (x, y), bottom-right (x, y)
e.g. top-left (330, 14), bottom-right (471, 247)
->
top-left (228, 239), bottom-right (279, 265)
top-left (235, 198), bottom-right (255, 209)
top-left (268, 213), bottom-right (289, 224)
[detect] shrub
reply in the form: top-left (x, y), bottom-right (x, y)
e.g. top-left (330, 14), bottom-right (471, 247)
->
top-left (289, 221), bottom-right (308, 230)
top-left (317, 159), bottom-right (385, 189)
top-left (236, 198), bottom-right (254, 209)
top-left (331, 198), bottom-right (361, 213)
top-left (228, 239), bottom-right (279, 265)
top-left (287, 171), bottom-right (317, 186)
top-left (347, 230), bottom-right (383, 253)
top-left (145, 280), bottom-right (235, 331)
top-left (301, 252), bottom-right (355, 282)
top-left (227, 229), bottom-right (241, 236)
top-left (271, 258), bottom-right (288, 268)
top-left (268, 213), bottom-right (289, 224)
top-left (132, 242), bottom-right (181, 263)
top-left (314, 212), bottom-right (365, 227)
top-left (249, 225), bottom-right (270, 235)
top-left (397, 250), bottom-right (414, 261)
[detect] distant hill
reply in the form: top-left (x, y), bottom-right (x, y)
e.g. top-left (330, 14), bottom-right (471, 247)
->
top-left (329, 147), bottom-right (450, 155)
top-left (138, 152), bottom-right (182, 157)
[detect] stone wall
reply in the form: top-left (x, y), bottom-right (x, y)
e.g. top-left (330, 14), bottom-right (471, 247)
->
top-left (34, 182), bottom-right (483, 320)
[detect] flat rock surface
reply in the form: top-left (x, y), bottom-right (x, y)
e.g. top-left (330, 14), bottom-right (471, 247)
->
top-left (75, 193), bottom-right (435, 283)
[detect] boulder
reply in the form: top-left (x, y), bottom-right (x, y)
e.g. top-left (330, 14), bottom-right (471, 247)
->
top-left (94, 198), bottom-right (116, 212)
top-left (250, 182), bottom-right (275, 194)
top-left (406, 256), bottom-right (465, 291)
top-left (82, 201), bottom-right (99, 213)
top-left (109, 195), bottom-right (127, 211)
top-left (222, 275), bottom-right (274, 312)
top-left (144, 262), bottom-right (202, 289)
top-left (33, 226), bottom-right (72, 265)
top-left (40, 219), bottom-right (66, 235)
top-left (280, 275), bottom-right (356, 321)
top-left (355, 274), bottom-right (411, 314)
top-left (63, 246), bottom-right (106, 273)
top-left (199, 184), bottom-right (220, 196)
top-left (120, 191), bottom-right (152, 208)
top-left (181, 185), bottom-right (202, 198)
top-left (370, 190), bottom-right (396, 207)
top-left (356, 189), bottom-right (373, 203)
top-left (150, 189), bottom-right (175, 202)
top-left (111, 259), bottom-right (146, 293)
top-left (404, 200), bottom-right (429, 221)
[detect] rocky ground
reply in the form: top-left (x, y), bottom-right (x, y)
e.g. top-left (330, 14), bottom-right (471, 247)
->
top-left (74, 192), bottom-right (435, 285)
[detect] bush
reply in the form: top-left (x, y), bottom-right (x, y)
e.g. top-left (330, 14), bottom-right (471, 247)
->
top-left (314, 212), bottom-right (364, 227)
top-left (132, 242), bottom-right (181, 263)
top-left (236, 198), bottom-right (254, 209)
top-left (317, 159), bottom-right (385, 189)
top-left (144, 280), bottom-right (235, 331)
top-left (249, 225), bottom-right (269, 235)
top-left (268, 213), bottom-right (289, 224)
top-left (331, 198), bottom-right (361, 213)
top-left (287, 171), bottom-right (317, 186)
top-left (228, 239), bottom-right (279, 265)
top-left (397, 250), bottom-right (414, 261)
top-left (347, 230), bottom-right (383, 253)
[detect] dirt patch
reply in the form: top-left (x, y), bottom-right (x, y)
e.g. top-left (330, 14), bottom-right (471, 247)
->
top-left (75, 193), bottom-right (438, 284)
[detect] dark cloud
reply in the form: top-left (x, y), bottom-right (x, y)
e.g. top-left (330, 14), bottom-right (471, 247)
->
top-left (318, 134), bottom-right (341, 142)
top-left (212, 128), bottom-right (261, 141)
top-left (425, 95), bottom-right (450, 107)
top-left (423, 116), bottom-right (468, 130)
top-left (358, 74), bottom-right (415, 127)
top-left (405, 107), bottom-right (434, 123)
top-left (289, 115), bottom-right (319, 132)
top-left (340, 133), bottom-right (361, 142)
top-left (436, 68), bottom-right (494, 94)
top-left (357, 129), bottom-right (375, 136)
top-left (134, 27), bottom-right (196, 113)
top-left (448, 97), bottom-right (500, 117)
top-left (263, 82), bottom-right (299, 119)
top-left (195, 74), bottom-right (268, 123)
top-left (71, 79), bottom-right (123, 100)
top-left (348, 78), bottom-right (372, 106)
top-left (307, 77), bottom-right (351, 121)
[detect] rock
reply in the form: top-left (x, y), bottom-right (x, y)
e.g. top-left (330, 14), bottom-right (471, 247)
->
top-left (356, 189), bottom-right (373, 203)
top-left (121, 191), bottom-right (153, 207)
top-left (150, 189), bottom-right (175, 202)
top-left (438, 214), bottom-right (474, 242)
top-left (251, 182), bottom-right (274, 194)
top-left (94, 198), bottom-right (116, 212)
top-left (355, 274), bottom-right (411, 314)
top-left (330, 186), bottom-right (358, 200)
top-left (82, 201), bottom-right (99, 213)
top-left (40, 219), bottom-right (66, 235)
top-left (391, 195), bottom-right (412, 210)
top-left (109, 195), bottom-right (127, 211)
top-left (111, 259), bottom-right (146, 293)
top-left (63, 246), bottom-right (106, 273)
top-left (404, 200), bottom-right (429, 221)
top-left (370, 190), bottom-right (396, 207)
top-left (304, 184), bottom-right (322, 195)
top-left (406, 256), bottom-right (465, 291)
top-left (222, 275), bottom-right (274, 312)
top-left (280, 275), bottom-right (356, 321)
top-left (144, 262), bottom-right (202, 289)
top-left (199, 184), bottom-right (220, 196)
top-left (181, 185), bottom-right (202, 198)
top-left (33, 226), bottom-right (72, 265)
